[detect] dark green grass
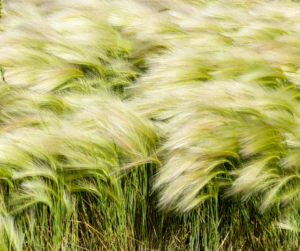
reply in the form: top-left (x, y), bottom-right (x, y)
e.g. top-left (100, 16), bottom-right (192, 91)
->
top-left (1, 165), bottom-right (297, 251)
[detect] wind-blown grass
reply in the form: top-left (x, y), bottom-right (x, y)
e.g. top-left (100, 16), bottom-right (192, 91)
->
top-left (1, 0), bottom-right (300, 250)
top-left (129, 0), bottom-right (300, 215)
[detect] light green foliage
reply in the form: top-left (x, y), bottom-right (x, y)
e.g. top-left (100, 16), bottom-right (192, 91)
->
top-left (1, 0), bottom-right (300, 250)
top-left (130, 0), bottom-right (300, 215)
top-left (0, 0), bottom-right (157, 249)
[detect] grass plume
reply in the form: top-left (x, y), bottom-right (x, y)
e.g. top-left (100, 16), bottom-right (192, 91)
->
top-left (1, 0), bottom-right (300, 250)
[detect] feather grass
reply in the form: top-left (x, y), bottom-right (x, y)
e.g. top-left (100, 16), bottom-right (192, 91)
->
top-left (1, 0), bottom-right (300, 250)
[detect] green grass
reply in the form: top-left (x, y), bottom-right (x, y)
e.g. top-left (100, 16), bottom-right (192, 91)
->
top-left (1, 0), bottom-right (300, 250)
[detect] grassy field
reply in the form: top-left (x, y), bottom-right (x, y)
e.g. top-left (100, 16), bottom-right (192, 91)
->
top-left (1, 0), bottom-right (300, 250)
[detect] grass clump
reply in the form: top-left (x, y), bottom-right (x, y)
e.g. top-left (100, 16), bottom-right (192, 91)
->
top-left (1, 0), bottom-right (300, 250)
